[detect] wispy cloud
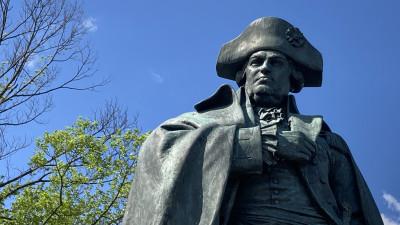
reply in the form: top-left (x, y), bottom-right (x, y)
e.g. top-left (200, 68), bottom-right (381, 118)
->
top-left (384, 193), bottom-right (400, 213)
top-left (27, 54), bottom-right (38, 68)
top-left (150, 71), bottom-right (164, 83)
top-left (382, 192), bottom-right (400, 225)
top-left (27, 59), bottom-right (35, 68)
top-left (382, 213), bottom-right (400, 225)
top-left (83, 17), bottom-right (98, 32)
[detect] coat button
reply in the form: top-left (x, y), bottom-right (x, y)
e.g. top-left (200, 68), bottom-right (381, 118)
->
top-left (273, 190), bottom-right (279, 195)
top-left (272, 178), bottom-right (278, 184)
top-left (274, 199), bottom-right (280, 204)
top-left (312, 158), bottom-right (318, 165)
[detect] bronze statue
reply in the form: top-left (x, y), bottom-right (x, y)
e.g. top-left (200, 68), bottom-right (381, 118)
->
top-left (123, 17), bottom-right (383, 225)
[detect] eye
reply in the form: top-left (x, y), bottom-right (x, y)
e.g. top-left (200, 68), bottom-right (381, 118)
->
top-left (270, 59), bottom-right (284, 67)
top-left (250, 58), bottom-right (263, 66)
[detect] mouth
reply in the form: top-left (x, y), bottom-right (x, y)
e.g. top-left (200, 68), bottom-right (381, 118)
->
top-left (255, 76), bottom-right (272, 85)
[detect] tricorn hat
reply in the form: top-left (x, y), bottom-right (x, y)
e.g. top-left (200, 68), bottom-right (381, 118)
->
top-left (216, 17), bottom-right (323, 87)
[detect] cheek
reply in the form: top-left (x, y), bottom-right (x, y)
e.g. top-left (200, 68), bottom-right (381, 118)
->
top-left (282, 75), bottom-right (291, 87)
top-left (279, 69), bottom-right (291, 83)
top-left (275, 70), bottom-right (291, 91)
top-left (244, 79), bottom-right (253, 94)
top-left (244, 75), bottom-right (257, 96)
top-left (243, 70), bottom-right (256, 86)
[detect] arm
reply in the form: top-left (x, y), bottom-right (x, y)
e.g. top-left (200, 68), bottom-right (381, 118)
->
top-left (325, 132), bottom-right (383, 225)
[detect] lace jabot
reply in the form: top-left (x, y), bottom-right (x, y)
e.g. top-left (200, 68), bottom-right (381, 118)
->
top-left (255, 107), bottom-right (289, 165)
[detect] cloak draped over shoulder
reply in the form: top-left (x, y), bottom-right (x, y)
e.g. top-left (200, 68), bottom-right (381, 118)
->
top-left (123, 85), bottom-right (383, 225)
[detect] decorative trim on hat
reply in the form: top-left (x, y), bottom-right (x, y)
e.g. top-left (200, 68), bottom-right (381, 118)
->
top-left (286, 27), bottom-right (305, 47)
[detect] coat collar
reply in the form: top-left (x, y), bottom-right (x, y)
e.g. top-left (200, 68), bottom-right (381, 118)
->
top-left (193, 84), bottom-right (245, 126)
top-left (194, 84), bottom-right (327, 137)
top-left (194, 84), bottom-right (301, 115)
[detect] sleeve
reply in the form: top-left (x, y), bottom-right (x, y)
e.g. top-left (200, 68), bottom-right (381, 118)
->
top-left (325, 132), bottom-right (383, 225)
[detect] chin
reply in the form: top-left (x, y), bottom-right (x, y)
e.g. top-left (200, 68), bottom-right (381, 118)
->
top-left (251, 93), bottom-right (286, 108)
top-left (254, 86), bottom-right (278, 96)
top-left (246, 85), bottom-right (288, 107)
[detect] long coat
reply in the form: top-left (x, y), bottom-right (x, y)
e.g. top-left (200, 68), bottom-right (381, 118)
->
top-left (123, 85), bottom-right (383, 225)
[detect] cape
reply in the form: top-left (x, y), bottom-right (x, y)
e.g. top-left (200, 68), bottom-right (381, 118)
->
top-left (123, 85), bottom-right (383, 225)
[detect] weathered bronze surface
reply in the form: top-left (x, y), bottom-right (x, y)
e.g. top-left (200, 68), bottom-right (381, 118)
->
top-left (123, 17), bottom-right (383, 225)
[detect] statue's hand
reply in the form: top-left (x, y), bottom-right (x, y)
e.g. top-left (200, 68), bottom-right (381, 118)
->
top-left (276, 131), bottom-right (316, 163)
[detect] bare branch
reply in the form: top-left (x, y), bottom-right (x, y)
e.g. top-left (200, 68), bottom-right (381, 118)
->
top-left (0, 0), bottom-right (104, 160)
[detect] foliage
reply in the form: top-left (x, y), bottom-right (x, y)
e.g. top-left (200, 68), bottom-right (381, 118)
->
top-left (0, 112), bottom-right (150, 224)
top-left (0, 0), bottom-right (106, 159)
top-left (0, 1), bottom-right (143, 223)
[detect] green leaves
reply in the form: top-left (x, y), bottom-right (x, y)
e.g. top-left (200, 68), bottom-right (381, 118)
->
top-left (0, 117), bottom-right (150, 224)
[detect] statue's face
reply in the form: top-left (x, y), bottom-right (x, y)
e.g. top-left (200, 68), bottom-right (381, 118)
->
top-left (244, 50), bottom-right (291, 107)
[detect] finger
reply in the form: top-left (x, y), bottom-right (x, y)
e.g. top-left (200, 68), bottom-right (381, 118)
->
top-left (289, 131), bottom-right (302, 136)
top-left (298, 149), bottom-right (312, 158)
top-left (296, 152), bottom-right (311, 162)
top-left (301, 135), bottom-right (315, 146)
top-left (302, 141), bottom-right (316, 153)
top-left (299, 136), bottom-right (315, 147)
top-left (281, 132), bottom-right (300, 139)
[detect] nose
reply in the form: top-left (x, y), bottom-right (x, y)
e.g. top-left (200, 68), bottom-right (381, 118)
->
top-left (260, 61), bottom-right (271, 74)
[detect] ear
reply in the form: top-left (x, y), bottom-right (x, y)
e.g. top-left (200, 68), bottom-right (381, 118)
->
top-left (235, 70), bottom-right (243, 82)
top-left (235, 69), bottom-right (245, 87)
top-left (290, 70), bottom-right (304, 93)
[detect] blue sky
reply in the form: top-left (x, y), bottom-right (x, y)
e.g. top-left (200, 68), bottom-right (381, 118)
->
top-left (6, 0), bottom-right (400, 223)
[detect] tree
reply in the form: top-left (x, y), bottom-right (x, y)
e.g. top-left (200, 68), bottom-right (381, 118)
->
top-left (0, 101), bottom-right (150, 224)
top-left (0, 0), bottom-right (106, 159)
top-left (0, 0), bottom-right (145, 223)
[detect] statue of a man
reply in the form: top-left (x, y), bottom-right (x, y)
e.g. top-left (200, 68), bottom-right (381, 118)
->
top-left (123, 17), bottom-right (383, 225)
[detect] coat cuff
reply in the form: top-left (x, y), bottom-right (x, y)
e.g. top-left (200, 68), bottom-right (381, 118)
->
top-left (231, 126), bottom-right (263, 175)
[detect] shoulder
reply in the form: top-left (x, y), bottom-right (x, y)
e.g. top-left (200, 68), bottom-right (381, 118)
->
top-left (194, 84), bottom-right (237, 112)
top-left (176, 84), bottom-right (244, 126)
top-left (159, 84), bottom-right (242, 129)
top-left (156, 84), bottom-right (239, 129)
